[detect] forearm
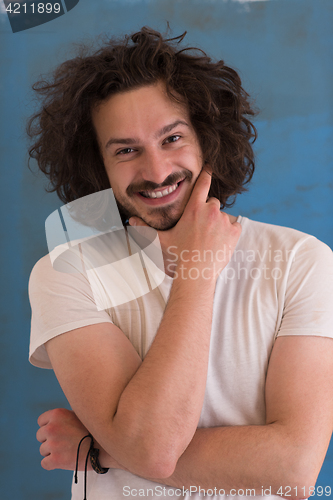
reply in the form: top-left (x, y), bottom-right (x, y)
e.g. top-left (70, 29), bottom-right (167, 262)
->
top-left (158, 425), bottom-right (297, 494)
top-left (106, 274), bottom-right (216, 476)
top-left (101, 424), bottom-right (316, 499)
top-left (46, 270), bottom-right (216, 478)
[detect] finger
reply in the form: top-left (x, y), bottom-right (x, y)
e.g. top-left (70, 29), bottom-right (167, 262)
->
top-left (36, 426), bottom-right (47, 443)
top-left (218, 212), bottom-right (243, 233)
top-left (128, 216), bottom-right (148, 227)
top-left (41, 455), bottom-right (54, 471)
top-left (220, 212), bottom-right (242, 230)
top-left (39, 440), bottom-right (51, 458)
top-left (37, 410), bottom-right (52, 427)
top-left (203, 163), bottom-right (213, 175)
top-left (206, 196), bottom-right (221, 208)
top-left (186, 168), bottom-right (212, 207)
top-left (37, 408), bottom-right (71, 427)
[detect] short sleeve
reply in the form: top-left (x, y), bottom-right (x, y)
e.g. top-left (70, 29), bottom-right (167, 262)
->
top-left (277, 236), bottom-right (333, 339)
top-left (28, 254), bottom-right (113, 369)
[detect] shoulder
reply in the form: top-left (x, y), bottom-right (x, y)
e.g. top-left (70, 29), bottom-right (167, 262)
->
top-left (238, 216), bottom-right (332, 257)
top-left (29, 249), bottom-right (90, 299)
top-left (233, 216), bottom-right (333, 290)
top-left (29, 252), bottom-right (56, 278)
top-left (29, 254), bottom-right (55, 294)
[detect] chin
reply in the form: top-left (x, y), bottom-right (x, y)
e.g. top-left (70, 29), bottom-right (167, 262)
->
top-left (147, 218), bottom-right (179, 231)
top-left (144, 206), bottom-right (184, 231)
top-left (116, 197), bottom-right (183, 231)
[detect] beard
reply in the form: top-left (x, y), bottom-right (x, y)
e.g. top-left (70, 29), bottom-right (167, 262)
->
top-left (115, 196), bottom-right (184, 231)
top-left (114, 170), bottom-right (193, 231)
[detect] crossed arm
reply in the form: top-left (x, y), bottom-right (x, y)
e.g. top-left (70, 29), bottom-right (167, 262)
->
top-left (38, 332), bottom-right (333, 498)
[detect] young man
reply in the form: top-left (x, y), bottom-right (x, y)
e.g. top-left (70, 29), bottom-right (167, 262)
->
top-left (28, 28), bottom-right (333, 500)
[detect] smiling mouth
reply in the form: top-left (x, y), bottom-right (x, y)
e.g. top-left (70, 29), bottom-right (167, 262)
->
top-left (139, 180), bottom-right (184, 199)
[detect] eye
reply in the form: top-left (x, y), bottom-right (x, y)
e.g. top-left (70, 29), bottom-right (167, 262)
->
top-left (163, 134), bottom-right (181, 144)
top-left (116, 147), bottom-right (136, 155)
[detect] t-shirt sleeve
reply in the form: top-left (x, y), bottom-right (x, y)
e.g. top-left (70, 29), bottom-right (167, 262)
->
top-left (277, 236), bottom-right (333, 339)
top-left (28, 253), bottom-right (114, 369)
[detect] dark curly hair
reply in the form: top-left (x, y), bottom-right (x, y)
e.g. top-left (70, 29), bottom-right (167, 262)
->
top-left (27, 26), bottom-right (257, 208)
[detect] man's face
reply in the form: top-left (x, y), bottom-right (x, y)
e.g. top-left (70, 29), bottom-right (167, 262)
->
top-left (92, 81), bottom-right (204, 230)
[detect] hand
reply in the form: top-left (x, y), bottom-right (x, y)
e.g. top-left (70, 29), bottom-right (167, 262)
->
top-left (129, 168), bottom-right (242, 280)
top-left (36, 408), bottom-right (122, 471)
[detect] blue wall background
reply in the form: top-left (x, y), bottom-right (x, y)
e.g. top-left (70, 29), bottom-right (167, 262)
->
top-left (0, 0), bottom-right (332, 498)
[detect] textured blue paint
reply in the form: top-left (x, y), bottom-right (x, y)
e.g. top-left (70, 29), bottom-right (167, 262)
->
top-left (234, 112), bottom-right (333, 244)
top-left (0, 0), bottom-right (332, 497)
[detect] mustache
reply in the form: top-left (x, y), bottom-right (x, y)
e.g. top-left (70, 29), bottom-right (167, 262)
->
top-left (126, 171), bottom-right (193, 196)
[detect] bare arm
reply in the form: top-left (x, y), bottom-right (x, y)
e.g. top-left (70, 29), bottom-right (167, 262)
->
top-left (145, 335), bottom-right (333, 498)
top-left (45, 281), bottom-right (213, 479)
top-left (39, 336), bottom-right (333, 499)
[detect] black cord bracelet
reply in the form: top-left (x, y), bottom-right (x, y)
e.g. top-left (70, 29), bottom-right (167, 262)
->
top-left (75, 433), bottom-right (109, 500)
top-left (89, 445), bottom-right (109, 474)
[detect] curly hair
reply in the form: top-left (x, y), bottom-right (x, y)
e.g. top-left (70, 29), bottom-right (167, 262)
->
top-left (27, 26), bottom-right (257, 208)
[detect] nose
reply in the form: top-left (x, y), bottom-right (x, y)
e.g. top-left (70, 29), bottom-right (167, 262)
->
top-left (140, 148), bottom-right (173, 185)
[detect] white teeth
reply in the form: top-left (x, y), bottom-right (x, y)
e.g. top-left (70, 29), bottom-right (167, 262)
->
top-left (142, 182), bottom-right (179, 199)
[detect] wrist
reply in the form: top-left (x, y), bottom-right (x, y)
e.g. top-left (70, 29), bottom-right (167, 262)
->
top-left (96, 444), bottom-right (126, 471)
top-left (172, 263), bottom-right (217, 295)
top-left (97, 446), bottom-right (111, 468)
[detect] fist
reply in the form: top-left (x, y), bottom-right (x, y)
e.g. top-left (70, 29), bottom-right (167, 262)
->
top-left (36, 408), bottom-right (90, 471)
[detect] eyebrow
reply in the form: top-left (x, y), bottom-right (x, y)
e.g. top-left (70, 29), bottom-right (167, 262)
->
top-left (104, 120), bottom-right (190, 150)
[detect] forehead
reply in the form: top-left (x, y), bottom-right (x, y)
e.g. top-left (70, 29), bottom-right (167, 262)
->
top-left (91, 81), bottom-right (190, 136)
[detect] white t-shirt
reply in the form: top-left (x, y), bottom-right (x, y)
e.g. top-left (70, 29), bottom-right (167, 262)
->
top-left (29, 216), bottom-right (333, 500)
